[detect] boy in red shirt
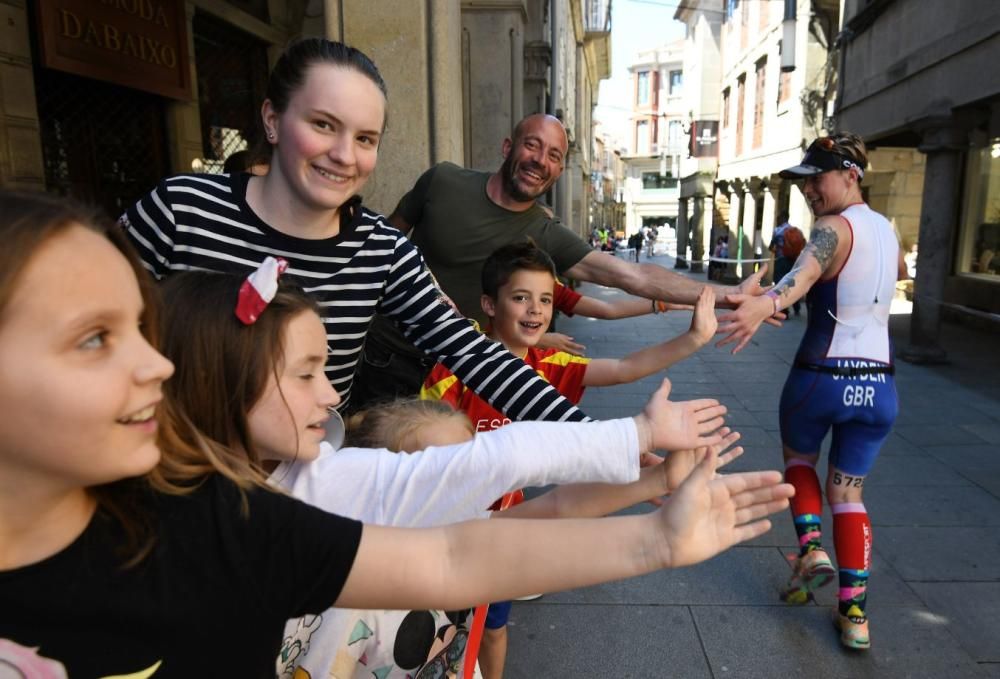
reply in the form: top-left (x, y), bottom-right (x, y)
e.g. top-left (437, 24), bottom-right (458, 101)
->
top-left (420, 240), bottom-right (718, 678)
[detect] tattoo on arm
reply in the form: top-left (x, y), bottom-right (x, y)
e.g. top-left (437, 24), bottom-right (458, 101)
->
top-left (774, 274), bottom-right (797, 297)
top-left (803, 225), bottom-right (839, 271)
top-left (771, 224), bottom-right (839, 299)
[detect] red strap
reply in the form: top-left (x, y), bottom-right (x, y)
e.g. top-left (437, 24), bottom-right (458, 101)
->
top-left (463, 604), bottom-right (489, 679)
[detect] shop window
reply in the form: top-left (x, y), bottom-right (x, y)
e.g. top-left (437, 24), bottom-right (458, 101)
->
top-left (957, 140), bottom-right (1000, 279)
top-left (35, 64), bottom-right (168, 219)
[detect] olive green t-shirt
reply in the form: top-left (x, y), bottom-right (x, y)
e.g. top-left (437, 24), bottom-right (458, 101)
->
top-left (364, 162), bottom-right (593, 361)
top-left (398, 162), bottom-right (592, 324)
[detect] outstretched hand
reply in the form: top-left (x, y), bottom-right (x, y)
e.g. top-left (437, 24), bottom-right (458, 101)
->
top-left (662, 427), bottom-right (743, 492)
top-left (715, 293), bottom-right (784, 354)
top-left (689, 286), bottom-right (719, 345)
top-left (538, 332), bottom-right (586, 356)
top-left (735, 263), bottom-right (770, 297)
top-left (638, 378), bottom-right (726, 452)
top-left (655, 448), bottom-right (794, 568)
top-left (638, 428), bottom-right (743, 507)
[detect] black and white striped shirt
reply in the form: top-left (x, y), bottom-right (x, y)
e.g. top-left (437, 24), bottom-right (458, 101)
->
top-left (121, 172), bottom-right (587, 422)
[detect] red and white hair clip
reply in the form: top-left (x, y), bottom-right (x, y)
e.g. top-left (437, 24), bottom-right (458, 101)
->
top-left (235, 256), bottom-right (289, 325)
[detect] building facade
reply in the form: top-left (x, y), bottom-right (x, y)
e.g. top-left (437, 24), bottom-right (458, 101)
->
top-left (836, 0), bottom-right (1000, 361)
top-left (713, 0), bottom-right (840, 281)
top-left (590, 121), bottom-right (626, 235)
top-left (673, 0), bottom-right (722, 272)
top-left (0, 0), bottom-right (609, 238)
top-left (620, 39), bottom-right (684, 238)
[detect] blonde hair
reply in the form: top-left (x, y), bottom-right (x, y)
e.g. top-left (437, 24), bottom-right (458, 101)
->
top-left (346, 399), bottom-right (473, 452)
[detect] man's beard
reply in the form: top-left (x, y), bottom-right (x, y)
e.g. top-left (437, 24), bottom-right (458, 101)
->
top-left (500, 156), bottom-right (551, 202)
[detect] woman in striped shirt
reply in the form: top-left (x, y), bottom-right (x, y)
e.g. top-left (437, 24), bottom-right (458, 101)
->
top-left (122, 38), bottom-right (586, 424)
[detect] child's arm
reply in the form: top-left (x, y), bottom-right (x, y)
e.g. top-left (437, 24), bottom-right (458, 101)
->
top-left (581, 286), bottom-right (717, 387)
top-left (536, 296), bottom-right (695, 355)
top-left (332, 450), bottom-right (792, 611)
top-left (572, 295), bottom-right (692, 320)
top-left (497, 428), bottom-right (743, 520)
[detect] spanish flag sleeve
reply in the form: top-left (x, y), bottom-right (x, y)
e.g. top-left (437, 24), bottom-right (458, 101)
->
top-left (419, 362), bottom-right (465, 408)
top-left (530, 348), bottom-right (591, 405)
top-left (553, 281), bottom-right (582, 315)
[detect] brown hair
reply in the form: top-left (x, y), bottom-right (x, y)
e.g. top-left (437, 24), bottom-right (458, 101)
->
top-left (480, 239), bottom-right (557, 299)
top-left (253, 38), bottom-right (389, 162)
top-left (0, 190), bottom-right (164, 564)
top-left (346, 399), bottom-right (473, 452)
top-left (158, 271), bottom-right (321, 480)
top-left (818, 132), bottom-right (868, 172)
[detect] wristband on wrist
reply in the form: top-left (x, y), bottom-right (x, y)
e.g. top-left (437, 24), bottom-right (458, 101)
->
top-left (651, 299), bottom-right (658, 314)
top-left (765, 289), bottom-right (781, 315)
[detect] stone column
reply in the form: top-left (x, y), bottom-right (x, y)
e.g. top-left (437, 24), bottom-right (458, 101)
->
top-left (760, 183), bottom-right (777, 283)
top-left (898, 121), bottom-right (965, 364)
top-left (726, 183), bottom-right (743, 281)
top-left (741, 188), bottom-right (758, 279)
top-left (691, 195), bottom-right (706, 273)
top-left (335, 0), bottom-right (464, 214)
top-left (675, 197), bottom-right (690, 268)
top-left (789, 182), bottom-right (812, 234)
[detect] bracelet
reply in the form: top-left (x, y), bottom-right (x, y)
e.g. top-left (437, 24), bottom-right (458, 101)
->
top-left (651, 299), bottom-right (659, 314)
top-left (765, 289), bottom-right (781, 315)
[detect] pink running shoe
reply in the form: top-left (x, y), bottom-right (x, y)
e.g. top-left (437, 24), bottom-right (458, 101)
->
top-left (832, 605), bottom-right (871, 650)
top-left (780, 549), bottom-right (836, 604)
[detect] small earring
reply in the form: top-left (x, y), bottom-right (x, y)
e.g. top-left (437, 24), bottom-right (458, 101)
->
top-left (267, 132), bottom-right (275, 141)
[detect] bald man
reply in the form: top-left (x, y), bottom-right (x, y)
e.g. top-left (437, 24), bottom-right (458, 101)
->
top-left (352, 114), bottom-right (771, 410)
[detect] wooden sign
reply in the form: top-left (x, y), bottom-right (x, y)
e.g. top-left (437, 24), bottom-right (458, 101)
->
top-left (35, 0), bottom-right (192, 101)
top-left (689, 120), bottom-right (719, 159)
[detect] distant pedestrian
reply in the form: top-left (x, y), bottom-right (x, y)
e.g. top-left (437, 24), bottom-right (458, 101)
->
top-left (708, 236), bottom-right (722, 281)
top-left (645, 225), bottom-right (659, 258)
top-left (719, 132), bottom-right (910, 650)
top-left (718, 235), bottom-right (730, 279)
top-left (770, 214), bottom-right (804, 317)
top-left (628, 231), bottom-right (643, 261)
